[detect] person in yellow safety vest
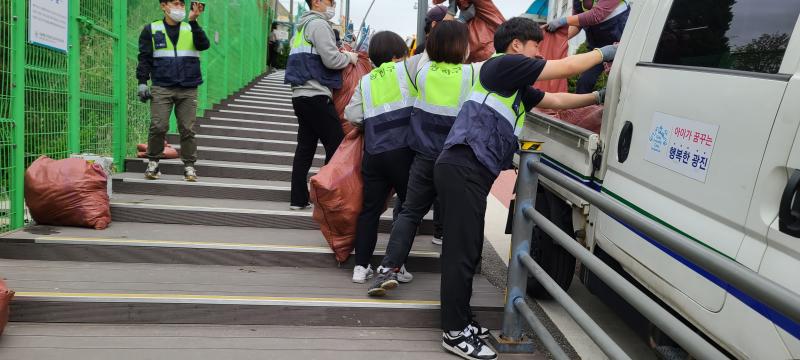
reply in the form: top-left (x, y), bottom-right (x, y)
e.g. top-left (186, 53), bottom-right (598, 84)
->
top-left (545, 0), bottom-right (630, 93)
top-left (136, 0), bottom-right (209, 182)
top-left (367, 21), bottom-right (475, 298)
top-left (432, 17), bottom-right (614, 360)
top-left (344, 32), bottom-right (417, 285)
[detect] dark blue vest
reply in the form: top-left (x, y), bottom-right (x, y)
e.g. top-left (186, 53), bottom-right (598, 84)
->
top-left (284, 19), bottom-right (343, 90)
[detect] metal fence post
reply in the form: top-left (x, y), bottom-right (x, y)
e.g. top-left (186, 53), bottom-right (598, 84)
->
top-left (222, 3), bottom-right (230, 96)
top-left (10, 0), bottom-right (26, 229)
top-left (495, 148), bottom-right (540, 352)
top-left (67, 0), bottom-right (81, 154)
top-left (112, 0), bottom-right (128, 171)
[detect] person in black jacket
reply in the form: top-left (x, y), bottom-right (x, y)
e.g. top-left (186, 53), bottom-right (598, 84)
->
top-left (137, 0), bottom-right (210, 182)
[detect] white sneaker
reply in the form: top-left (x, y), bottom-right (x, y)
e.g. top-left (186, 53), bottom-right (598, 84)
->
top-left (184, 166), bottom-right (197, 182)
top-left (289, 203), bottom-right (311, 211)
top-left (352, 265), bottom-right (373, 283)
top-left (432, 235), bottom-right (443, 246)
top-left (144, 161), bottom-right (160, 180)
top-left (396, 265), bottom-right (413, 283)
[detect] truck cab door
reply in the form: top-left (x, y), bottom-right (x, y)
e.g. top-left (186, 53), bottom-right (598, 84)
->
top-left (596, 0), bottom-right (800, 316)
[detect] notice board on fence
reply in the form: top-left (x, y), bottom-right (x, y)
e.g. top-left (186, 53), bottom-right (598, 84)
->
top-left (29, 0), bottom-right (69, 52)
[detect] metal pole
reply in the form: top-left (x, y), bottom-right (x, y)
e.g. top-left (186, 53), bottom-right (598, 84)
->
top-left (67, 0), bottom-right (81, 154)
top-left (529, 159), bottom-right (800, 327)
top-left (10, 0), bottom-right (26, 229)
top-left (112, 0), bottom-right (128, 171)
top-left (345, 0), bottom-right (350, 31)
top-left (512, 298), bottom-right (570, 360)
top-left (416, 0), bottom-right (427, 46)
top-left (499, 150), bottom-right (540, 341)
top-left (520, 253), bottom-right (631, 360)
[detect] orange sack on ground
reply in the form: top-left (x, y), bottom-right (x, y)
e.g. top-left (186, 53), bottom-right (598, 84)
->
top-left (309, 129), bottom-right (365, 263)
top-left (24, 156), bottom-right (111, 230)
top-left (0, 279), bottom-right (13, 336)
top-left (333, 47), bottom-right (373, 133)
top-left (136, 142), bottom-right (179, 159)
top-left (435, 0), bottom-right (505, 63)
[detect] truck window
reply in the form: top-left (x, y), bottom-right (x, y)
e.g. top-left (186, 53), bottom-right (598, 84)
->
top-left (653, 0), bottom-right (800, 74)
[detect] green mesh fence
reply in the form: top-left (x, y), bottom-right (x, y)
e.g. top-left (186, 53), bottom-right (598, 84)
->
top-left (0, 0), bottom-right (14, 233)
top-left (0, 0), bottom-right (271, 232)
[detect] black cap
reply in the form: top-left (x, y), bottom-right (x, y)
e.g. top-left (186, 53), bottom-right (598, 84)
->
top-left (426, 5), bottom-right (448, 25)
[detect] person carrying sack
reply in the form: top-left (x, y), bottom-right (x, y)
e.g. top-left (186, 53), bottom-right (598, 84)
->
top-left (344, 31), bottom-right (417, 284)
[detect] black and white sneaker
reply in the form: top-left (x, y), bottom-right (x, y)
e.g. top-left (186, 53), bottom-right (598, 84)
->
top-left (442, 327), bottom-right (497, 359)
top-left (468, 320), bottom-right (491, 339)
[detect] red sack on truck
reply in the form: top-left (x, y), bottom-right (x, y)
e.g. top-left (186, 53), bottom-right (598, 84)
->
top-left (435, 0), bottom-right (505, 63)
top-left (0, 279), bottom-right (14, 336)
top-left (333, 46), bottom-right (373, 133)
top-left (553, 105), bottom-right (604, 133)
top-left (309, 129), bottom-right (365, 263)
top-left (24, 156), bottom-right (111, 230)
top-left (534, 27), bottom-right (569, 93)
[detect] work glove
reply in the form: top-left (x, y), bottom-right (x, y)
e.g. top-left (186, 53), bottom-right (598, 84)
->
top-left (597, 44), bottom-right (618, 62)
top-left (345, 51), bottom-right (359, 65)
top-left (546, 17), bottom-right (567, 32)
top-left (137, 84), bottom-right (152, 103)
top-left (594, 88), bottom-right (607, 105)
top-left (457, 4), bottom-right (476, 23)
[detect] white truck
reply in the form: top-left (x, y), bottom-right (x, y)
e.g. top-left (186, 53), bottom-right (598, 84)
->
top-left (521, 0), bottom-right (800, 358)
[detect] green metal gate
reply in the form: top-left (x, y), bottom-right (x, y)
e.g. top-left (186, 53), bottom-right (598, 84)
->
top-left (1, 0), bottom-right (271, 233)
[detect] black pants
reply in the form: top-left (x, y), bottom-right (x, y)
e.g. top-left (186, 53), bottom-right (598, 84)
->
top-left (354, 148), bottom-right (415, 267)
top-left (434, 161), bottom-right (496, 331)
top-left (381, 156), bottom-right (438, 269)
top-left (290, 95), bottom-right (344, 207)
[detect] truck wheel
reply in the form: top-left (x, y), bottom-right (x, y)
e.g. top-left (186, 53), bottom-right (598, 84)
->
top-left (526, 187), bottom-right (577, 299)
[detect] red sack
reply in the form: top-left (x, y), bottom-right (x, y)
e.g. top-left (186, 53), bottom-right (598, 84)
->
top-left (309, 129), bottom-right (365, 263)
top-left (534, 27), bottom-right (569, 93)
top-left (444, 0), bottom-right (505, 63)
top-left (136, 143), bottom-right (179, 159)
top-left (0, 279), bottom-right (13, 336)
top-left (24, 156), bottom-right (111, 230)
top-left (333, 46), bottom-right (373, 134)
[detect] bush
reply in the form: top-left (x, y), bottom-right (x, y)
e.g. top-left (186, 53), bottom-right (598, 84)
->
top-left (567, 42), bottom-right (608, 93)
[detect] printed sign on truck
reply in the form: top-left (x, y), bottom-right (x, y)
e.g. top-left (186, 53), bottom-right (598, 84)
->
top-left (645, 112), bottom-right (719, 183)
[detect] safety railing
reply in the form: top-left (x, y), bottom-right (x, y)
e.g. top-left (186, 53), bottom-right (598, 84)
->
top-left (499, 149), bottom-right (800, 360)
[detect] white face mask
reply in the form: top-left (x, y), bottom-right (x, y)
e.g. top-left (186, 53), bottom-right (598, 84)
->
top-left (168, 8), bottom-right (186, 22)
top-left (322, 6), bottom-right (336, 20)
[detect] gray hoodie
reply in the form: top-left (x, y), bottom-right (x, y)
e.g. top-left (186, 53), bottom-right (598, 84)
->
top-left (291, 11), bottom-right (351, 98)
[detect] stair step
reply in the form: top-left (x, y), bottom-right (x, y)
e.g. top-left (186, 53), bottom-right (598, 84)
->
top-left (168, 133), bottom-right (323, 154)
top-left (112, 173), bottom-right (292, 201)
top-left (202, 115), bottom-right (298, 129)
top-left (175, 145), bottom-right (324, 167)
top-left (4, 260), bottom-right (503, 327)
top-left (240, 89), bottom-right (293, 100)
top-left (198, 124), bottom-right (299, 141)
top-left (219, 103), bottom-right (294, 115)
top-left (205, 110), bottom-right (297, 123)
top-left (108, 194), bottom-right (434, 234)
top-left (0, 222), bottom-right (441, 271)
top-left (125, 158), bottom-right (309, 181)
top-left (0, 323), bottom-right (528, 360)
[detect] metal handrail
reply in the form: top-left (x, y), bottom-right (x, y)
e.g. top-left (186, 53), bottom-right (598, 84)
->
top-left (500, 150), bottom-right (800, 359)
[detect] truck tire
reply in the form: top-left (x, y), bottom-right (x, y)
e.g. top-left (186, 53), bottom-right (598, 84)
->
top-left (526, 187), bottom-right (577, 299)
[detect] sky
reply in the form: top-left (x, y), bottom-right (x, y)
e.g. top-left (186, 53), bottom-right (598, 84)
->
top-left (278, 0), bottom-right (532, 37)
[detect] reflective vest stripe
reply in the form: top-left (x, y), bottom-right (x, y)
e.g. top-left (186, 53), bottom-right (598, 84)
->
top-left (469, 76), bottom-right (525, 136)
